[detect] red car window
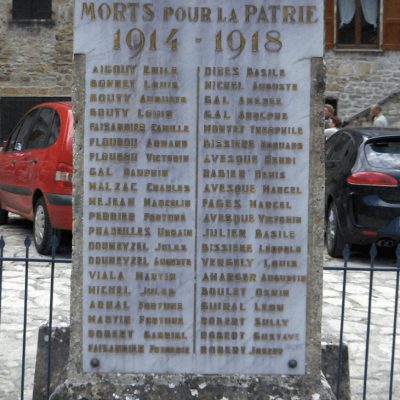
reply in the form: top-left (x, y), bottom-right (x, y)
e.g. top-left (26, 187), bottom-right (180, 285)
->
top-left (48, 111), bottom-right (61, 146)
top-left (7, 108), bottom-right (40, 152)
top-left (27, 108), bottom-right (56, 150)
top-left (6, 120), bottom-right (23, 151)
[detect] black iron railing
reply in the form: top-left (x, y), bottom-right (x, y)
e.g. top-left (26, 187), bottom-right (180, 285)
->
top-left (1, 238), bottom-right (399, 399)
top-left (324, 244), bottom-right (400, 400)
top-left (0, 235), bottom-right (71, 400)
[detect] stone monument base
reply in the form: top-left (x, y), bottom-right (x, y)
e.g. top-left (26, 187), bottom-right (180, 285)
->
top-left (33, 325), bottom-right (70, 400)
top-left (51, 374), bottom-right (335, 400)
top-left (33, 326), bottom-right (347, 400)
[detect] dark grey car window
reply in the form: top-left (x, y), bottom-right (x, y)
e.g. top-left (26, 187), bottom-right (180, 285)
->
top-left (365, 138), bottom-right (400, 169)
top-left (27, 108), bottom-right (55, 150)
top-left (7, 109), bottom-right (40, 152)
top-left (325, 132), bottom-right (340, 159)
top-left (328, 133), bottom-right (353, 161)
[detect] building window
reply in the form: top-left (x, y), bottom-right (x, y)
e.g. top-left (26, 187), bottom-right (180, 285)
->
top-left (337, 0), bottom-right (379, 48)
top-left (326, 0), bottom-right (400, 50)
top-left (12, 0), bottom-right (52, 20)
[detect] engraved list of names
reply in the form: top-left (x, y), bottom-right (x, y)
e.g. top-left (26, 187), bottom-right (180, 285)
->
top-left (74, 0), bottom-right (323, 375)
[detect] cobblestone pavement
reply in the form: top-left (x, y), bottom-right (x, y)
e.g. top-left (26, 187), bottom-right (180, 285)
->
top-left (1, 214), bottom-right (400, 399)
top-left (0, 214), bottom-right (71, 400)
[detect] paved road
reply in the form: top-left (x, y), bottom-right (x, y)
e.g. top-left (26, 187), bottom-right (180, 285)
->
top-left (1, 214), bottom-right (400, 399)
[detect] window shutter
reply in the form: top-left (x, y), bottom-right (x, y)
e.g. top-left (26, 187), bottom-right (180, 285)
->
top-left (32, 0), bottom-right (52, 19)
top-left (12, 0), bottom-right (32, 20)
top-left (383, 0), bottom-right (400, 50)
top-left (325, 0), bottom-right (335, 49)
top-left (12, 0), bottom-right (51, 19)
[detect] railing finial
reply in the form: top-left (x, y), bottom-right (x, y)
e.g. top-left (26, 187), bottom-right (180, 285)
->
top-left (370, 243), bottom-right (377, 259)
top-left (343, 244), bottom-right (350, 260)
top-left (24, 235), bottom-right (31, 248)
top-left (51, 235), bottom-right (59, 249)
top-left (396, 244), bottom-right (400, 262)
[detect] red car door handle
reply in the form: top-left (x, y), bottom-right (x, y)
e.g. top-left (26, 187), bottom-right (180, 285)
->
top-left (33, 158), bottom-right (37, 164)
top-left (11, 159), bottom-right (16, 165)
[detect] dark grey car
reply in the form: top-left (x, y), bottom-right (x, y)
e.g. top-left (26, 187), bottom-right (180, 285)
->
top-left (325, 127), bottom-right (400, 257)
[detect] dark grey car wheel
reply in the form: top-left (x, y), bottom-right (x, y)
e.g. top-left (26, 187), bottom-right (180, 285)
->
top-left (34, 197), bottom-right (61, 255)
top-left (326, 201), bottom-right (346, 258)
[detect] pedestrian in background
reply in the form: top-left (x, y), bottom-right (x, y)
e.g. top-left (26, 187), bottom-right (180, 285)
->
top-left (325, 104), bottom-right (335, 129)
top-left (371, 104), bottom-right (388, 127)
top-left (324, 116), bottom-right (342, 140)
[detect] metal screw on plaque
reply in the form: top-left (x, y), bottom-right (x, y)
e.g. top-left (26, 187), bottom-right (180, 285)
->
top-left (288, 360), bottom-right (297, 369)
top-left (91, 358), bottom-right (100, 368)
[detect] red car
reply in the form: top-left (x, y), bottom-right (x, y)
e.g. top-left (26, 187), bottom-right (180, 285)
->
top-left (0, 102), bottom-right (73, 254)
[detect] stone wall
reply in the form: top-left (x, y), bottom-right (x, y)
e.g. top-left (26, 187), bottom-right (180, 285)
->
top-left (2, 1), bottom-right (399, 130)
top-left (325, 49), bottom-right (400, 127)
top-left (0, 0), bottom-right (73, 98)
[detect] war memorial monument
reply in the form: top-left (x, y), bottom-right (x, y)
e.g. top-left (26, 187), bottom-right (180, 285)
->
top-left (52, 0), bottom-right (335, 398)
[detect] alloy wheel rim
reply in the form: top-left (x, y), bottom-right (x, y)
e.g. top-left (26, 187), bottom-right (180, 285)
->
top-left (34, 205), bottom-right (45, 245)
top-left (327, 207), bottom-right (337, 250)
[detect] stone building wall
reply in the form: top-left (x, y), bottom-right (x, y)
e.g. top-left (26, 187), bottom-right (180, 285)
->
top-left (1, 0), bottom-right (398, 129)
top-left (0, 0), bottom-right (73, 98)
top-left (324, 49), bottom-right (400, 128)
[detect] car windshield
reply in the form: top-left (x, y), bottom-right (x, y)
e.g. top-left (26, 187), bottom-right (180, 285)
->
top-left (365, 138), bottom-right (400, 169)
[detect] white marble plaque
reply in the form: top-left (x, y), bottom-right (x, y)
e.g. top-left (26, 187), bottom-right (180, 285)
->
top-left (74, 0), bottom-right (323, 374)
